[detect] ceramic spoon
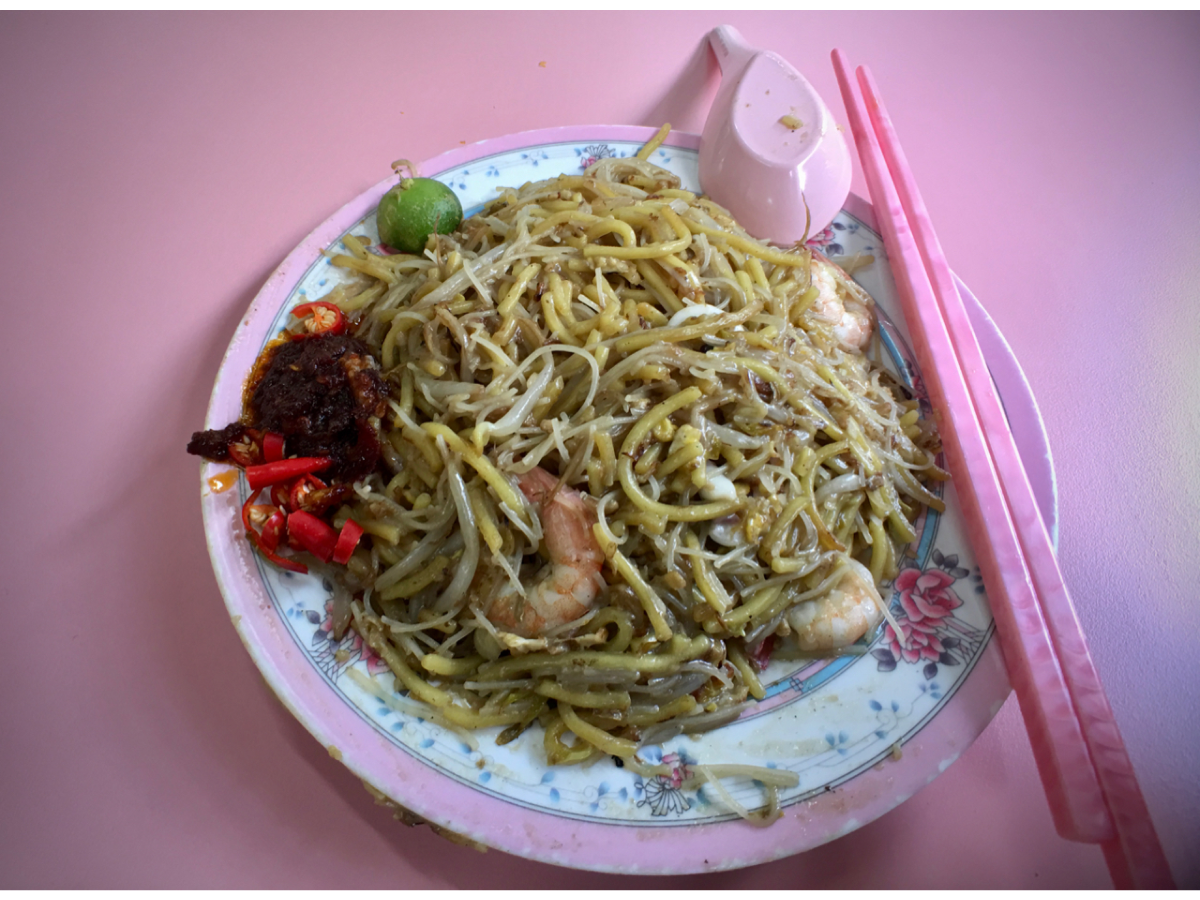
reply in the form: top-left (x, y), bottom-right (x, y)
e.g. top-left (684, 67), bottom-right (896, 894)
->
top-left (699, 26), bottom-right (851, 243)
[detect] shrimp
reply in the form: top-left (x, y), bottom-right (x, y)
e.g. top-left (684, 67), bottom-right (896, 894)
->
top-left (785, 559), bottom-right (885, 652)
top-left (808, 251), bottom-right (874, 352)
top-left (486, 467), bottom-right (606, 638)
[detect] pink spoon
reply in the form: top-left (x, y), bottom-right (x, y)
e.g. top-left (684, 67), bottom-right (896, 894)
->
top-left (699, 26), bottom-right (852, 244)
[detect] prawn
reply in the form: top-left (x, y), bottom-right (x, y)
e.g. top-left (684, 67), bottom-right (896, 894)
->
top-left (487, 467), bottom-right (606, 638)
top-left (785, 559), bottom-right (885, 652)
top-left (808, 251), bottom-right (874, 352)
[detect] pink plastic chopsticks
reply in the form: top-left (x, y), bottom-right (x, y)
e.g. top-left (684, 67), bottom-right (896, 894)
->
top-left (830, 50), bottom-right (1173, 889)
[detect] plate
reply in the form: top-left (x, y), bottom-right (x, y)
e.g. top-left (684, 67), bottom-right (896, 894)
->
top-left (200, 126), bottom-right (1055, 873)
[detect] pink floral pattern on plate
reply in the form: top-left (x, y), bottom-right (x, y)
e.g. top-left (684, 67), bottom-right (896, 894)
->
top-left (311, 598), bottom-right (389, 678)
top-left (873, 551), bottom-right (988, 682)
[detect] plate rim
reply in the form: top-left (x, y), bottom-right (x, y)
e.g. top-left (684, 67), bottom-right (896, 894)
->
top-left (199, 125), bottom-right (1050, 873)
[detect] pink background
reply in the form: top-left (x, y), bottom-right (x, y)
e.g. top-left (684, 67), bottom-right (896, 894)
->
top-left (1, 11), bottom-right (1196, 888)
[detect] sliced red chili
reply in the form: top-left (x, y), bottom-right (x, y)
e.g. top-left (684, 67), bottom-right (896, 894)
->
top-left (241, 489), bottom-right (307, 574)
top-left (260, 510), bottom-right (287, 553)
top-left (270, 482), bottom-right (292, 511)
top-left (228, 437), bottom-right (260, 468)
top-left (226, 428), bottom-right (263, 467)
top-left (287, 510), bottom-right (338, 562)
top-left (245, 457), bottom-right (332, 491)
top-left (290, 300), bottom-right (346, 337)
top-left (262, 432), bottom-right (285, 463)
top-left (289, 473), bottom-right (327, 511)
top-left (258, 536), bottom-right (307, 573)
top-left (243, 503), bottom-right (277, 528)
top-left (286, 528), bottom-right (304, 552)
top-left (295, 484), bottom-right (352, 517)
top-left (239, 490), bottom-right (260, 534)
top-left (332, 519), bottom-right (365, 565)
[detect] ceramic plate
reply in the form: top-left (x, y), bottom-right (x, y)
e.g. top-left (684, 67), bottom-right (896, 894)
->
top-left (200, 126), bottom-right (1055, 873)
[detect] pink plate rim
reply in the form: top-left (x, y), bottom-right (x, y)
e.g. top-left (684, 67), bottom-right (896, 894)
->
top-left (199, 125), bottom-right (1052, 874)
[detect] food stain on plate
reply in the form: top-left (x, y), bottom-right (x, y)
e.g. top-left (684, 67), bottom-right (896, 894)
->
top-left (206, 469), bottom-right (238, 493)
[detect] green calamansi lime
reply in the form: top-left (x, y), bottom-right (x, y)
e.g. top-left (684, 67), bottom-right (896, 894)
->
top-left (376, 177), bottom-right (463, 254)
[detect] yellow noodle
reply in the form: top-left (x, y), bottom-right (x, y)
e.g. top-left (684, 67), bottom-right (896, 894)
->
top-left (468, 484), bottom-right (504, 555)
top-left (687, 532), bottom-right (733, 614)
top-left (620, 387), bottom-right (702, 455)
top-left (610, 301), bottom-right (761, 354)
top-left (421, 653), bottom-right (484, 677)
top-left (619, 458), bottom-right (740, 522)
top-left (422, 423), bottom-right (527, 520)
top-left (636, 122), bottom-right (672, 160)
top-left (727, 643), bottom-right (766, 701)
top-left (441, 703), bottom-right (536, 729)
top-left (609, 548), bottom-right (673, 641)
top-left (476, 634), bottom-right (712, 681)
top-left (543, 714), bottom-right (599, 765)
top-left (534, 681), bottom-right (632, 710)
top-left (559, 702), bottom-right (638, 758)
top-left (684, 219), bottom-right (809, 267)
top-left (379, 555), bottom-right (450, 601)
top-left (497, 262), bottom-right (541, 317)
top-left (355, 608), bottom-right (453, 707)
top-left (621, 694), bottom-right (698, 726)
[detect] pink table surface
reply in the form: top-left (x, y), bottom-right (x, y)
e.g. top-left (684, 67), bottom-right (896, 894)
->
top-left (1, 11), bottom-right (1196, 889)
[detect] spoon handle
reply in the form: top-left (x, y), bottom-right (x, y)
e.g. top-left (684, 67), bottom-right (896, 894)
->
top-left (707, 25), bottom-right (757, 75)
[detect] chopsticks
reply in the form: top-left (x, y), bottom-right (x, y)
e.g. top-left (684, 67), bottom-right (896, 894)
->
top-left (830, 50), bottom-right (1173, 889)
